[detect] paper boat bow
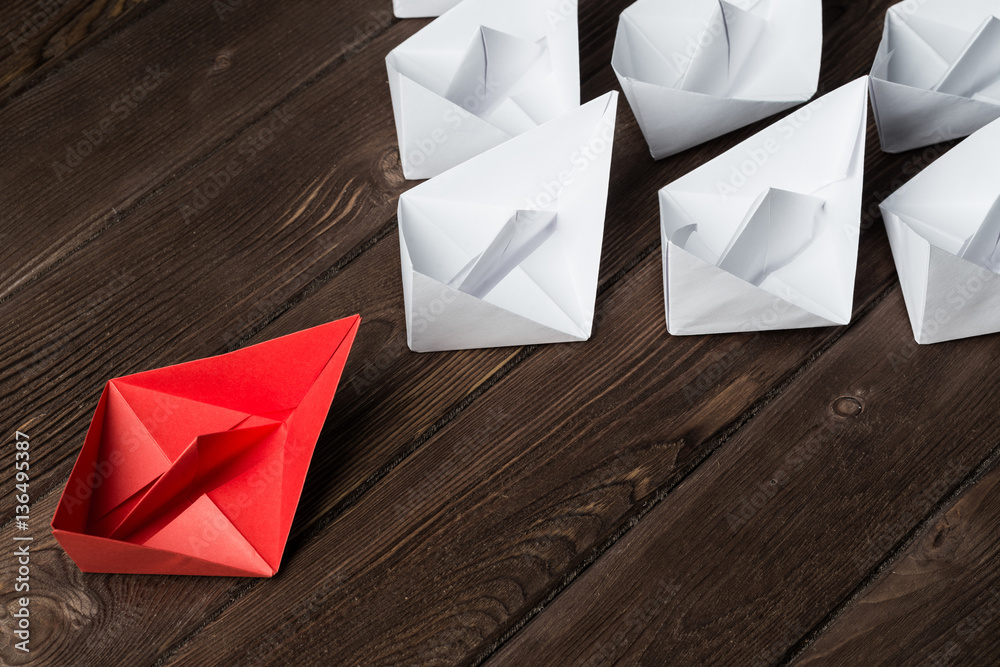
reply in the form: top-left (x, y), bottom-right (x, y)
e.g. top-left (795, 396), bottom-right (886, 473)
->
top-left (51, 316), bottom-right (361, 577)
top-left (881, 118), bottom-right (1000, 344)
top-left (660, 78), bottom-right (869, 335)
top-left (612, 0), bottom-right (821, 159)
top-left (870, 0), bottom-right (1000, 152)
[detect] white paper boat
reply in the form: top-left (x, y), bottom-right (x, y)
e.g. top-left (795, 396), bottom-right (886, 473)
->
top-left (393, 0), bottom-right (462, 19)
top-left (880, 117), bottom-right (1000, 344)
top-left (387, 0), bottom-right (580, 179)
top-left (612, 0), bottom-right (822, 159)
top-left (870, 0), bottom-right (1000, 153)
top-left (398, 93), bottom-right (618, 352)
top-left (659, 78), bottom-right (869, 335)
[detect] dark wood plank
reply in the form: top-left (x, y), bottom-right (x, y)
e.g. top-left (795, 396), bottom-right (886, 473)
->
top-left (0, 0), bottom-right (678, 540)
top-left (0, 18), bottom-right (422, 516)
top-left (0, 0), bottom-right (941, 664)
top-left (794, 457), bottom-right (1000, 667)
top-left (8, 0), bottom-right (909, 663)
top-left (0, 0), bottom-right (399, 298)
top-left (0, 1), bottom-right (662, 661)
top-left (155, 205), bottom-right (898, 665)
top-left (0, 0), bottom-right (161, 103)
top-left (126, 3), bottom-right (913, 661)
top-left (487, 288), bottom-right (1000, 666)
top-left (0, 236), bottom-right (525, 667)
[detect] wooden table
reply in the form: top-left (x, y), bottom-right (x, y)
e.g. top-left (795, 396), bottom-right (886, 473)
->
top-left (3, 0), bottom-right (999, 664)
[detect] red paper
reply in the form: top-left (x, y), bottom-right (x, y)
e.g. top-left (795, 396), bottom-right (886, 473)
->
top-left (51, 315), bottom-right (361, 577)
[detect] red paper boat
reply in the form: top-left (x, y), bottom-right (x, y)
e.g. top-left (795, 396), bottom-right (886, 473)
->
top-left (51, 315), bottom-right (361, 577)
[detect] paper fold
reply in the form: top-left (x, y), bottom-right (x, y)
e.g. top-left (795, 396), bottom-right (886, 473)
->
top-left (388, 0), bottom-right (580, 179)
top-left (612, 0), bottom-right (822, 159)
top-left (869, 0), bottom-right (1000, 153)
top-left (52, 316), bottom-right (362, 577)
top-left (660, 78), bottom-right (869, 335)
top-left (399, 93), bottom-right (619, 352)
top-left (880, 117), bottom-right (1000, 344)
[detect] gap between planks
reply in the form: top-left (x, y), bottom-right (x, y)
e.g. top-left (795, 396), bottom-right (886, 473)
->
top-left (7, 3), bottom-right (919, 662)
top-left (468, 278), bottom-right (900, 666)
top-left (148, 218), bottom-right (663, 667)
top-left (0, 0), bottom-right (172, 108)
top-left (0, 7), bottom-right (401, 311)
top-left (777, 437), bottom-right (1000, 666)
top-left (154, 245), bottom-right (897, 665)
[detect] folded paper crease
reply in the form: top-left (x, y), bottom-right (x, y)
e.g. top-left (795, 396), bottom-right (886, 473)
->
top-left (388, 0), bottom-right (580, 179)
top-left (869, 0), bottom-right (1000, 152)
top-left (660, 77), bottom-right (869, 335)
top-left (52, 316), bottom-right (362, 577)
top-left (612, 0), bottom-right (822, 159)
top-left (399, 93), bottom-right (618, 352)
top-left (881, 116), bottom-right (1000, 344)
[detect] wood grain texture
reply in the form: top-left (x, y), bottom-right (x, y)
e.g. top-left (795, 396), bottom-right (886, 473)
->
top-left (794, 459), bottom-right (1000, 667)
top-left (158, 202), bottom-right (896, 666)
top-left (0, 0), bottom-right (686, 542)
top-left (0, 18), bottom-right (420, 520)
top-left (0, 0), bottom-right (401, 298)
top-left (150, 3), bottom-right (919, 663)
top-left (0, 0), bottom-right (159, 103)
top-left (0, 234), bottom-right (526, 667)
top-left (488, 289), bottom-right (1000, 666)
top-left (0, 0), bottom-right (664, 662)
top-left (2, 0), bottom-right (992, 665)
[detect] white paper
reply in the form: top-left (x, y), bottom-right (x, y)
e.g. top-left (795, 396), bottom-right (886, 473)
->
top-left (387, 0), bottom-right (580, 180)
top-left (880, 117), bottom-right (1000, 344)
top-left (659, 78), bottom-right (869, 335)
top-left (870, 0), bottom-right (1000, 153)
top-left (393, 0), bottom-right (462, 19)
top-left (398, 92), bottom-right (618, 352)
top-left (612, 0), bottom-right (822, 159)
